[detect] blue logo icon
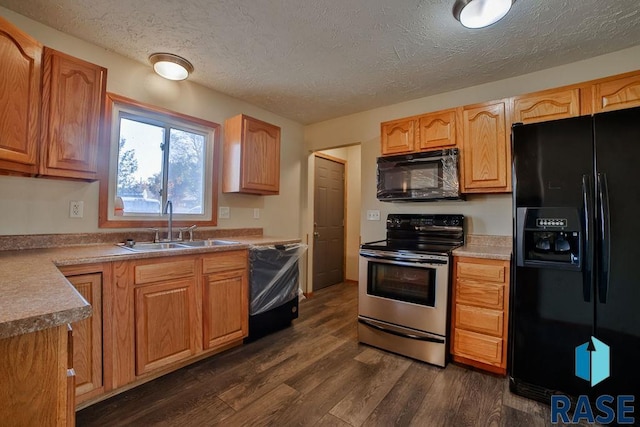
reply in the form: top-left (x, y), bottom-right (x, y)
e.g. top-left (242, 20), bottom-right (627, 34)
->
top-left (575, 336), bottom-right (610, 387)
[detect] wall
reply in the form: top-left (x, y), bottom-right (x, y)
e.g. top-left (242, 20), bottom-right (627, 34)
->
top-left (313, 146), bottom-right (362, 282)
top-left (304, 44), bottom-right (640, 243)
top-left (0, 7), bottom-right (306, 240)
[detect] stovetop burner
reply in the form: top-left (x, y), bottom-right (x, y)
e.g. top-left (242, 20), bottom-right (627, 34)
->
top-left (361, 214), bottom-right (465, 255)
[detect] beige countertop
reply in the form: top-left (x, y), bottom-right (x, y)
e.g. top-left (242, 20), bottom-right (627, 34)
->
top-left (452, 234), bottom-right (512, 261)
top-left (0, 236), bottom-right (301, 340)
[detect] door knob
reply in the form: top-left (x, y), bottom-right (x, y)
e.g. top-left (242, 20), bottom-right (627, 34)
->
top-left (313, 232), bottom-right (320, 237)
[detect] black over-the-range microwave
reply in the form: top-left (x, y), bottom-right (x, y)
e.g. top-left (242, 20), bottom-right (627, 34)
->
top-left (376, 148), bottom-right (463, 202)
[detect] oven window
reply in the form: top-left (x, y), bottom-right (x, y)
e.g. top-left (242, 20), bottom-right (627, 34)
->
top-left (367, 261), bottom-right (436, 307)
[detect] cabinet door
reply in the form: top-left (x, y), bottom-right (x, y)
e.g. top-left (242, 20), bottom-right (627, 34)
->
top-left (380, 118), bottom-right (415, 155)
top-left (203, 269), bottom-right (248, 349)
top-left (418, 109), bottom-right (456, 150)
top-left (134, 279), bottom-right (197, 375)
top-left (0, 16), bottom-right (42, 175)
top-left (40, 48), bottom-right (106, 180)
top-left (241, 117), bottom-right (280, 194)
top-left (593, 72), bottom-right (640, 113)
top-left (67, 273), bottom-right (103, 403)
top-left (511, 88), bottom-right (580, 125)
top-left (460, 100), bottom-right (510, 192)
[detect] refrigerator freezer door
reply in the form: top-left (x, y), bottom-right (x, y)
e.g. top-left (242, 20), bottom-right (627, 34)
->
top-left (512, 116), bottom-right (594, 209)
top-left (511, 117), bottom-right (595, 399)
top-left (593, 107), bottom-right (640, 401)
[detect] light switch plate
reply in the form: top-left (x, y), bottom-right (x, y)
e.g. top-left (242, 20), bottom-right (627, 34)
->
top-left (367, 210), bottom-right (381, 221)
top-left (219, 206), bottom-right (230, 219)
top-left (253, 208), bottom-right (260, 219)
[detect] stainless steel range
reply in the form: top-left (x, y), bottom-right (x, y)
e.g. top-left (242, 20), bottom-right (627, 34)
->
top-left (358, 213), bottom-right (464, 367)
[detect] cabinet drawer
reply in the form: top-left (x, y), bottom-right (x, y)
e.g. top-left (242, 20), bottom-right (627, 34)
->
top-left (454, 329), bottom-right (503, 366)
top-left (456, 281), bottom-right (504, 310)
top-left (134, 260), bottom-right (196, 285)
top-left (202, 250), bottom-right (247, 274)
top-left (455, 304), bottom-right (503, 337)
top-left (457, 260), bottom-right (506, 283)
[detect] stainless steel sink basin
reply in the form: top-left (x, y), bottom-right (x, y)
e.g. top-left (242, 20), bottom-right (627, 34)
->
top-left (120, 242), bottom-right (186, 252)
top-left (177, 239), bottom-right (240, 247)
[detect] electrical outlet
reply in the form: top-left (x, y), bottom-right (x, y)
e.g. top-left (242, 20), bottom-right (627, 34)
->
top-left (219, 206), bottom-right (230, 219)
top-left (253, 208), bottom-right (260, 219)
top-left (366, 210), bottom-right (381, 221)
top-left (69, 201), bottom-right (84, 218)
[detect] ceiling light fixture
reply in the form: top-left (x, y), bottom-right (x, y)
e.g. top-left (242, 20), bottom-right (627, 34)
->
top-left (453, 0), bottom-right (514, 29)
top-left (149, 53), bottom-right (194, 81)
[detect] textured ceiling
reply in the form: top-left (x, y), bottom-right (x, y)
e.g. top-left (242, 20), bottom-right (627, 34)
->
top-left (2, 0), bottom-right (640, 124)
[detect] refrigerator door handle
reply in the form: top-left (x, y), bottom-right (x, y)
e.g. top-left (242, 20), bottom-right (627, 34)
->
top-left (582, 174), bottom-right (594, 302)
top-left (596, 173), bottom-right (610, 304)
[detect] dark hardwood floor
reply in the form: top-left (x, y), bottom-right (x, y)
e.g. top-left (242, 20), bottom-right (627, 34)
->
top-left (77, 282), bottom-right (556, 426)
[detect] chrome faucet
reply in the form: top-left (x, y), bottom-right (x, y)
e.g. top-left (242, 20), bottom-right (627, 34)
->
top-left (163, 200), bottom-right (173, 241)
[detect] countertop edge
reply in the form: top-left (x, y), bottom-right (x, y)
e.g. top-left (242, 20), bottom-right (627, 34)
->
top-left (452, 244), bottom-right (512, 261)
top-left (0, 304), bottom-right (92, 340)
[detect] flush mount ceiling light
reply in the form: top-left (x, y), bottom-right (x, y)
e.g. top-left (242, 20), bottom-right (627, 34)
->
top-left (149, 53), bottom-right (194, 81)
top-left (453, 0), bottom-right (514, 29)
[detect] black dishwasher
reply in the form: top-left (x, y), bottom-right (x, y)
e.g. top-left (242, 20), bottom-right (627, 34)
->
top-left (245, 243), bottom-right (307, 342)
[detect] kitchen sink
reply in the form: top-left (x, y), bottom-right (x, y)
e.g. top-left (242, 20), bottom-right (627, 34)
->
top-left (119, 239), bottom-right (241, 252)
top-left (120, 242), bottom-right (186, 252)
top-left (177, 239), bottom-right (240, 247)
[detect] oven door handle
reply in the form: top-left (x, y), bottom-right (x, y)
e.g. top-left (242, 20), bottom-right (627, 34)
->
top-left (360, 253), bottom-right (448, 266)
top-left (358, 318), bottom-right (445, 344)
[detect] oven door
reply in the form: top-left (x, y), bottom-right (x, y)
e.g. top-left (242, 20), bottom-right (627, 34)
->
top-left (358, 251), bottom-right (449, 336)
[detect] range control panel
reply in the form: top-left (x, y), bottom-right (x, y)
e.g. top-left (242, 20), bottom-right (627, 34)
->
top-left (536, 218), bottom-right (568, 228)
top-left (387, 214), bottom-right (464, 229)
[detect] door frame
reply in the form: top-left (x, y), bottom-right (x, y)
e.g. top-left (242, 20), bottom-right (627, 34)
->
top-left (307, 152), bottom-right (347, 295)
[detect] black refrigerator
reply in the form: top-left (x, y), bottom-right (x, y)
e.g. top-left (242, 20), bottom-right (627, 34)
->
top-left (510, 107), bottom-right (640, 409)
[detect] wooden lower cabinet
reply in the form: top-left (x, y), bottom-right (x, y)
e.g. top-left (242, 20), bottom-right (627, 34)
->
top-left (134, 278), bottom-right (198, 375)
top-left (66, 273), bottom-right (103, 403)
top-left (0, 325), bottom-right (74, 426)
top-left (203, 250), bottom-right (249, 349)
top-left (59, 263), bottom-right (111, 407)
top-left (203, 269), bottom-right (249, 349)
top-left (451, 256), bottom-right (510, 375)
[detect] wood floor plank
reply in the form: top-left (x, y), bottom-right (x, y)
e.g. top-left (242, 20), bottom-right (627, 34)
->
top-left (500, 405), bottom-right (547, 427)
top-left (218, 333), bottom-right (345, 410)
top-left (447, 369), bottom-right (503, 427)
top-left (273, 358), bottom-right (370, 426)
top-left (316, 413), bottom-right (354, 427)
top-left (408, 363), bottom-right (472, 426)
top-left (362, 361), bottom-right (440, 427)
top-left (213, 383), bottom-right (299, 426)
top-left (329, 349), bottom-right (412, 426)
top-left (285, 340), bottom-right (365, 395)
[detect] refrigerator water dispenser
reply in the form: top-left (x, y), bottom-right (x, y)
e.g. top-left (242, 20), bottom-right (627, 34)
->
top-left (516, 207), bottom-right (582, 270)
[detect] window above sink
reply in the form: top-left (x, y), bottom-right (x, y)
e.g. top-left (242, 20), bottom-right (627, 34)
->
top-left (99, 93), bottom-right (221, 229)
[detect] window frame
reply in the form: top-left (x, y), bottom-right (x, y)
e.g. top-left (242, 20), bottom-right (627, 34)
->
top-left (98, 93), bottom-right (220, 228)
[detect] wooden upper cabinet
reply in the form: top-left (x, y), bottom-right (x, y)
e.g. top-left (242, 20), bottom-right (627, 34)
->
top-left (380, 118), bottom-right (415, 155)
top-left (511, 88), bottom-right (581, 125)
top-left (417, 109), bottom-right (456, 150)
top-left (459, 100), bottom-right (510, 193)
top-left (0, 16), bottom-right (42, 175)
top-left (593, 71), bottom-right (640, 113)
top-left (223, 114), bottom-right (281, 195)
top-left (40, 48), bottom-right (107, 180)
